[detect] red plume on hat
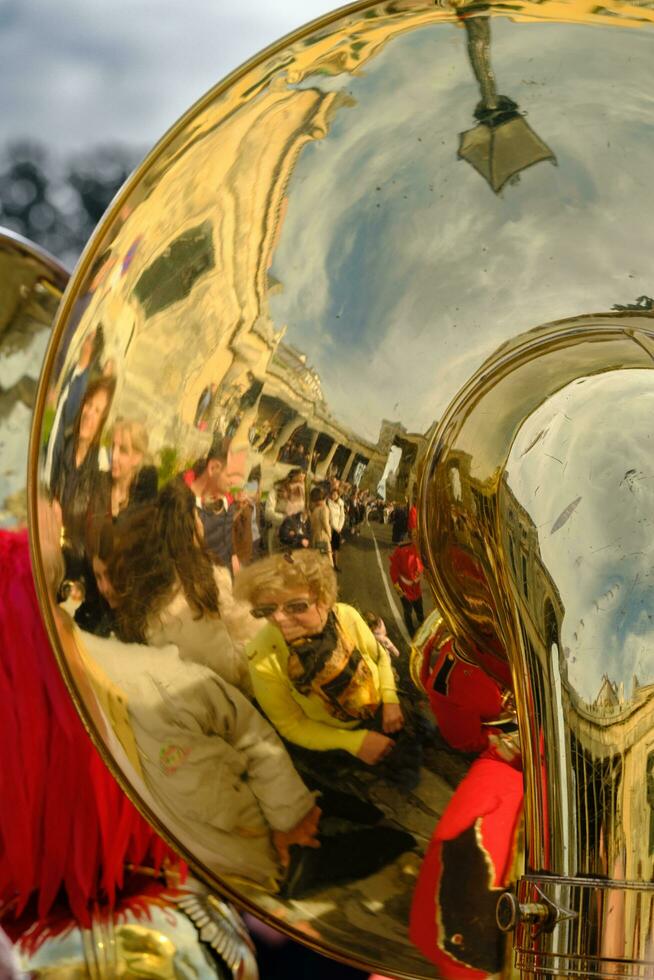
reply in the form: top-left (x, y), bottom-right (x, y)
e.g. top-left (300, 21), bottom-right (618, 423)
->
top-left (0, 530), bottom-right (184, 950)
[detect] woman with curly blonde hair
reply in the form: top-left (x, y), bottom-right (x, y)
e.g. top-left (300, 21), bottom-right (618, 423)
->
top-left (234, 550), bottom-right (404, 767)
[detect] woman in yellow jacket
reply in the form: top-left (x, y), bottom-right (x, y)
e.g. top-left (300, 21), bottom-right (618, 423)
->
top-left (234, 550), bottom-right (405, 768)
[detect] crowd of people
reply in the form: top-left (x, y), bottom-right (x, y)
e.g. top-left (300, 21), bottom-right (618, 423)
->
top-left (44, 337), bottom-right (427, 907)
top-left (194, 371), bottom-right (263, 441)
top-left (42, 330), bottom-right (524, 978)
top-left (264, 467), bottom-right (372, 570)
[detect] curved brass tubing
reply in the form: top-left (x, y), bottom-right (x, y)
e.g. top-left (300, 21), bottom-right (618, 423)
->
top-left (422, 318), bottom-right (654, 976)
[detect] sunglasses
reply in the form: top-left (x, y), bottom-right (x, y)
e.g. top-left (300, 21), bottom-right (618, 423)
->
top-left (250, 598), bottom-right (315, 619)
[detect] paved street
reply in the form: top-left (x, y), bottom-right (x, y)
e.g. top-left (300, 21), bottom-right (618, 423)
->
top-left (337, 517), bottom-right (435, 652)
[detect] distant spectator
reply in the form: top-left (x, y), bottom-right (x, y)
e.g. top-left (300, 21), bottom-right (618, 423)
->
top-left (279, 510), bottom-right (311, 550)
top-left (389, 537), bottom-right (424, 635)
top-left (187, 434), bottom-right (247, 575)
top-left (44, 325), bottom-right (104, 487)
top-left (51, 374), bottom-right (116, 575)
top-left (327, 486), bottom-right (345, 571)
top-left (309, 487), bottom-right (333, 564)
top-left (98, 418), bottom-right (150, 521)
top-left (363, 611), bottom-right (400, 659)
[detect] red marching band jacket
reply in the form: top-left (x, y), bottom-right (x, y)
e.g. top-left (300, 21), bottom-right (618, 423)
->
top-left (410, 630), bottom-right (524, 979)
top-left (389, 541), bottom-right (423, 601)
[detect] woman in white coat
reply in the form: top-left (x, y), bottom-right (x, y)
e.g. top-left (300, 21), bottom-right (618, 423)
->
top-left (326, 487), bottom-right (346, 571)
top-left (109, 479), bottom-right (256, 694)
top-left (71, 624), bottom-right (320, 888)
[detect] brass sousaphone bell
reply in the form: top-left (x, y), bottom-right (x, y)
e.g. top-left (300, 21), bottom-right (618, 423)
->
top-left (0, 229), bottom-right (258, 979)
top-left (27, 1), bottom-right (654, 976)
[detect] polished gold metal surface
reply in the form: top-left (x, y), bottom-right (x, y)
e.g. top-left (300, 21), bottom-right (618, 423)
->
top-left (17, 888), bottom-right (256, 979)
top-left (0, 228), bottom-right (67, 526)
top-left (28, 1), bottom-right (654, 976)
top-left (423, 317), bottom-right (654, 974)
top-left (0, 231), bottom-right (257, 979)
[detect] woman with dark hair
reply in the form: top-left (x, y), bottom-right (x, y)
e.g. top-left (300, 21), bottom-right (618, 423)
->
top-left (51, 374), bottom-right (116, 574)
top-left (73, 519), bottom-right (119, 638)
top-left (109, 479), bottom-right (255, 692)
top-left (44, 325), bottom-right (105, 487)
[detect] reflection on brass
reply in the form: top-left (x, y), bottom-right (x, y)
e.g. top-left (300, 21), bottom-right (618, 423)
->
top-left (458, 15), bottom-right (556, 193)
top-left (423, 320), bottom-right (654, 974)
top-left (410, 608), bottom-right (444, 691)
top-left (27, 1), bottom-right (654, 977)
top-left (0, 232), bottom-right (257, 980)
top-left (0, 228), bottom-right (67, 526)
top-left (176, 892), bottom-right (258, 980)
top-left (18, 896), bottom-right (252, 978)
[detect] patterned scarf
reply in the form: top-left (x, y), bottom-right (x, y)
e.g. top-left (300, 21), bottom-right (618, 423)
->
top-left (287, 611), bottom-right (380, 722)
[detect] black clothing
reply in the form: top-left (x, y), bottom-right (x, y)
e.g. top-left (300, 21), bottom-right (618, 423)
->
top-left (400, 595), bottom-right (424, 634)
top-left (75, 593), bottom-right (116, 638)
top-left (280, 827), bottom-right (415, 900)
top-left (198, 500), bottom-right (235, 568)
top-left (249, 929), bottom-right (367, 980)
top-left (391, 506), bottom-right (408, 543)
top-left (130, 465), bottom-right (158, 506)
top-left (53, 437), bottom-right (103, 569)
top-left (279, 512), bottom-right (310, 550)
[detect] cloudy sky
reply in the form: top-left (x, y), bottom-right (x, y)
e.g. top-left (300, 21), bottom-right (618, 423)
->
top-left (264, 15), bottom-right (654, 440)
top-left (0, 0), bottom-right (335, 151)
top-left (507, 369), bottom-right (654, 703)
top-left (4, 1), bottom-right (653, 449)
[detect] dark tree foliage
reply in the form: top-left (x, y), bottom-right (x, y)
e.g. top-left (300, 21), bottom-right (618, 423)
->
top-left (0, 141), bottom-right (141, 265)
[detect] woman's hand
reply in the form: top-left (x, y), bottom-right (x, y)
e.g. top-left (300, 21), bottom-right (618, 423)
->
top-left (272, 805), bottom-right (322, 868)
top-left (382, 702), bottom-right (404, 734)
top-left (356, 731), bottom-right (394, 765)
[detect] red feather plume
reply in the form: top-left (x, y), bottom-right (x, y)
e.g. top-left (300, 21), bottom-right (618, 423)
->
top-left (0, 529), bottom-right (185, 939)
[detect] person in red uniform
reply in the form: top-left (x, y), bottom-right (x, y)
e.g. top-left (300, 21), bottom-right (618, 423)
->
top-left (409, 627), bottom-right (523, 979)
top-left (407, 502), bottom-right (418, 537)
top-left (389, 536), bottom-right (425, 635)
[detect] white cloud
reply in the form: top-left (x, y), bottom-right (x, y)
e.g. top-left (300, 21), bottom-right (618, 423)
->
top-left (508, 370), bottom-right (654, 703)
top-left (268, 18), bottom-right (654, 440)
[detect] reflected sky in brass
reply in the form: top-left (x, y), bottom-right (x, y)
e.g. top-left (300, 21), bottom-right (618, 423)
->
top-left (0, 229), bottom-right (67, 525)
top-left (421, 320), bottom-right (654, 970)
top-left (271, 18), bottom-right (654, 438)
top-left (507, 369), bottom-right (654, 704)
